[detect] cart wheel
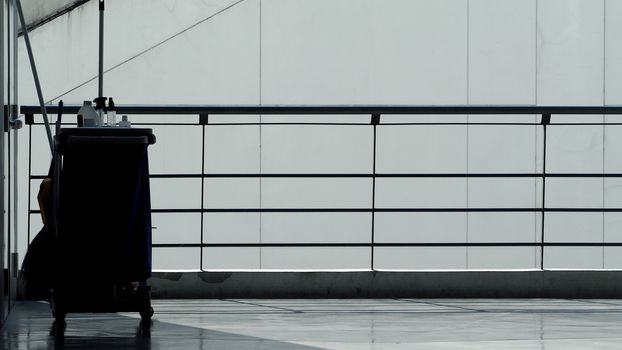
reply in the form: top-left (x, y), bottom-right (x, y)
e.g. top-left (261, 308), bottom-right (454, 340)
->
top-left (139, 306), bottom-right (154, 321)
top-left (51, 297), bottom-right (67, 323)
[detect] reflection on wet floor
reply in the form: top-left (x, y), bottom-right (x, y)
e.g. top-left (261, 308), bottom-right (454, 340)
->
top-left (4, 299), bottom-right (622, 349)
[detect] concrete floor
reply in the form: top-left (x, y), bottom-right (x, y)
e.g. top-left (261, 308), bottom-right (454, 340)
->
top-left (2, 299), bottom-right (622, 349)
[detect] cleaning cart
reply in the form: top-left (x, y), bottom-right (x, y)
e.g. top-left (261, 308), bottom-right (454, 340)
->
top-left (50, 127), bottom-right (156, 325)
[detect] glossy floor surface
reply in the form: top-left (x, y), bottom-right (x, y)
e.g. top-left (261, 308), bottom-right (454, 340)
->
top-left (2, 299), bottom-right (622, 349)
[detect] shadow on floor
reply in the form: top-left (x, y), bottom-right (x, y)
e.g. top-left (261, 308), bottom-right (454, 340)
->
top-left (0, 302), bottom-right (323, 350)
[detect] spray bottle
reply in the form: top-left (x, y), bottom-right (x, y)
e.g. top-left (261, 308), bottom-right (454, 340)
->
top-left (93, 96), bottom-right (107, 127)
top-left (107, 97), bottom-right (117, 126)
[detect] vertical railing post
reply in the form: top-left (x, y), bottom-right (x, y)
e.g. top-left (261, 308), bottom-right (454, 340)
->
top-left (199, 114), bottom-right (208, 271)
top-left (540, 113), bottom-right (551, 270)
top-left (371, 114), bottom-right (380, 270)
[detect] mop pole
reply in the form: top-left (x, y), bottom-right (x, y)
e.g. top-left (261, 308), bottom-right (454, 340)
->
top-left (15, 0), bottom-right (53, 153)
top-left (98, 0), bottom-right (104, 99)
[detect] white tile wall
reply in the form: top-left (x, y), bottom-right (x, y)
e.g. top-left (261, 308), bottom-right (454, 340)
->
top-left (467, 126), bottom-right (537, 173)
top-left (205, 126), bottom-right (260, 174)
top-left (468, 0), bottom-right (536, 104)
top-left (260, 247), bottom-right (369, 270)
top-left (545, 178), bottom-right (603, 208)
top-left (605, 0), bottom-right (622, 105)
top-left (547, 126), bottom-right (604, 173)
top-left (261, 126), bottom-right (372, 174)
top-left (151, 178), bottom-right (202, 210)
top-left (153, 247), bottom-right (201, 271)
top-left (604, 126), bottom-right (622, 173)
top-left (152, 213), bottom-right (201, 245)
top-left (203, 213), bottom-right (260, 243)
top-left (204, 179), bottom-right (260, 209)
top-left (260, 178), bottom-right (371, 209)
top-left (375, 213), bottom-right (466, 243)
top-left (149, 125), bottom-right (203, 174)
top-left (375, 178), bottom-right (467, 208)
top-left (545, 247), bottom-right (603, 269)
top-left (376, 126), bottom-right (467, 174)
top-left (537, 0), bottom-right (604, 106)
top-left (468, 213), bottom-right (538, 243)
top-left (260, 213), bottom-right (371, 243)
top-left (545, 213), bottom-right (603, 242)
top-left (375, 247), bottom-right (467, 270)
top-left (203, 247), bottom-right (260, 270)
top-left (468, 178), bottom-right (536, 208)
top-left (468, 247), bottom-right (537, 270)
top-left (367, 0), bottom-right (468, 104)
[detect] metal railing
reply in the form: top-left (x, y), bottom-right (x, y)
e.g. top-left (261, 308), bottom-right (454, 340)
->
top-left (21, 105), bottom-right (622, 271)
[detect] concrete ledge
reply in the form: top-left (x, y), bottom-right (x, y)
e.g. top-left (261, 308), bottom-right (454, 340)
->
top-left (150, 271), bottom-right (622, 299)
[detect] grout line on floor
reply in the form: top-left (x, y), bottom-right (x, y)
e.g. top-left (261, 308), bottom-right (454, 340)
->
top-left (221, 299), bottom-right (303, 313)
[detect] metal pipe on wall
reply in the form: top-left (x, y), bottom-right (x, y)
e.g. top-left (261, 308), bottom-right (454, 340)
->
top-left (11, 0), bottom-right (17, 273)
top-left (0, 0), bottom-right (5, 322)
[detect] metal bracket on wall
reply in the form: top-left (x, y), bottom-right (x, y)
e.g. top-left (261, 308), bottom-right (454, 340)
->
top-left (199, 114), bottom-right (209, 125)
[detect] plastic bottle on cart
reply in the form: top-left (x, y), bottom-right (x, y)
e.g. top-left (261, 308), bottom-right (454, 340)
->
top-left (78, 101), bottom-right (99, 127)
top-left (107, 98), bottom-right (117, 126)
top-left (118, 115), bottom-right (132, 128)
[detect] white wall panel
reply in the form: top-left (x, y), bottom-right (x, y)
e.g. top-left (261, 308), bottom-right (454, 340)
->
top-left (204, 179), bottom-right (260, 209)
top-left (260, 178), bottom-right (371, 209)
top-left (604, 247), bottom-right (622, 269)
top-left (152, 213), bottom-right (201, 245)
top-left (546, 178), bottom-right (603, 208)
top-left (545, 247), bottom-right (602, 269)
top-left (261, 126), bottom-right (372, 174)
top-left (151, 178), bottom-right (202, 210)
top-left (205, 126), bottom-right (260, 174)
top-left (367, 0), bottom-right (468, 104)
top-left (262, 0), bottom-right (468, 104)
top-left (376, 126), bottom-right (467, 174)
top-left (537, 0), bottom-right (604, 106)
top-left (375, 247), bottom-right (466, 270)
top-left (468, 247), bottom-right (537, 270)
top-left (203, 247), bottom-right (260, 270)
top-left (605, 0), bottom-right (622, 105)
top-left (261, 248), bottom-right (368, 270)
top-left (604, 126), bottom-right (622, 173)
top-left (261, 0), bottom-right (373, 104)
top-left (204, 213), bottom-right (260, 243)
top-left (547, 126), bottom-right (603, 173)
top-left (468, 213), bottom-right (538, 243)
top-left (375, 213), bottom-right (466, 243)
top-left (605, 179), bottom-right (622, 208)
top-left (149, 125), bottom-right (203, 174)
top-left (604, 213), bottom-right (622, 242)
top-left (468, 126), bottom-right (537, 173)
top-left (545, 213), bottom-right (603, 242)
top-left (261, 213), bottom-right (370, 243)
top-left (375, 178), bottom-right (466, 208)
top-left (468, 178), bottom-right (536, 208)
top-left (153, 247), bottom-right (200, 271)
top-left (468, 0), bottom-right (536, 104)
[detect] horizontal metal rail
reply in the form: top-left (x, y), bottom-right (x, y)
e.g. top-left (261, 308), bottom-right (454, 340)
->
top-left (27, 173), bottom-right (622, 179)
top-left (21, 104), bottom-right (622, 115)
top-left (150, 243), bottom-right (622, 248)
